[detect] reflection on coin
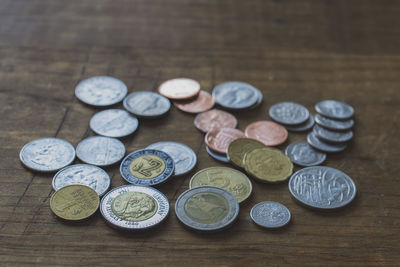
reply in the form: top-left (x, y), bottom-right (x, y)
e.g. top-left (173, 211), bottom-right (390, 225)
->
top-left (123, 91), bottom-right (171, 118)
top-left (20, 137), bottom-right (75, 172)
top-left (315, 100), bottom-right (354, 120)
top-left (90, 109), bottom-right (139, 138)
top-left (315, 114), bottom-right (354, 131)
top-left (269, 102), bottom-right (309, 125)
top-left (285, 141), bottom-right (326, 167)
top-left (205, 128), bottom-right (245, 154)
top-left (76, 136), bottom-right (125, 166)
top-left (313, 124), bottom-right (353, 143)
top-left (227, 138), bottom-right (265, 168)
top-left (173, 90), bottom-right (215, 114)
top-left (194, 109), bottom-right (237, 133)
top-left (285, 115), bottom-right (315, 132)
top-left (245, 121), bottom-right (288, 146)
top-left (248, 88), bottom-right (263, 110)
top-left (212, 81), bottom-right (259, 110)
top-left (206, 146), bottom-right (230, 163)
top-left (250, 201), bottom-right (291, 229)
top-left (158, 78), bottom-right (200, 100)
top-left (307, 132), bottom-right (347, 153)
top-left (100, 185), bottom-right (169, 230)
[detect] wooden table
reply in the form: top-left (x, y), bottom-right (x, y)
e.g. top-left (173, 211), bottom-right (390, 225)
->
top-left (1, 1), bottom-right (399, 266)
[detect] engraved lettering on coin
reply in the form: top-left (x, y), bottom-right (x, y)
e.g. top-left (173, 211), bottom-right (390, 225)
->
top-left (90, 109), bottom-right (139, 138)
top-left (269, 102), bottom-right (309, 125)
top-left (285, 141), bottom-right (326, 167)
top-left (212, 82), bottom-right (259, 109)
top-left (250, 201), bottom-right (291, 229)
top-left (112, 192), bottom-right (158, 222)
top-left (315, 100), bottom-right (354, 120)
top-left (129, 155), bottom-right (166, 179)
top-left (185, 192), bottom-right (229, 224)
top-left (76, 136), bottom-right (125, 166)
top-left (123, 91), bottom-right (171, 118)
top-left (315, 114), bottom-right (354, 131)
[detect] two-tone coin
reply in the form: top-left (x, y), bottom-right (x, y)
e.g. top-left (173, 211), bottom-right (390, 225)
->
top-left (227, 138), bottom-right (265, 168)
top-left (285, 141), bottom-right (326, 167)
top-left (123, 91), bottom-right (171, 118)
top-left (205, 128), bottom-right (245, 154)
top-left (315, 114), bottom-right (354, 131)
top-left (269, 102), bottom-right (309, 125)
top-left (205, 146), bottom-right (230, 163)
top-left (313, 124), bottom-right (353, 143)
top-left (315, 100), bottom-right (354, 120)
top-left (194, 109), bottom-right (237, 133)
top-left (76, 136), bottom-right (125, 166)
top-left (212, 81), bottom-right (260, 110)
top-left (173, 90), bottom-right (215, 114)
top-left (285, 115), bottom-right (315, 132)
top-left (158, 78), bottom-right (200, 100)
top-left (307, 132), bottom-right (347, 153)
top-left (245, 121), bottom-right (288, 146)
top-left (90, 109), bottom-right (139, 138)
top-left (250, 201), bottom-right (291, 229)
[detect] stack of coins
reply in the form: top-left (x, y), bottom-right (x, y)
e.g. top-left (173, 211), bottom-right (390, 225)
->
top-left (269, 102), bottom-right (313, 132)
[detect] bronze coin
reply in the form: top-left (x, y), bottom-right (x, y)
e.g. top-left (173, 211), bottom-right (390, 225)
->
top-left (194, 109), bottom-right (238, 133)
top-left (158, 78), bottom-right (200, 100)
top-left (245, 121), bottom-right (288, 146)
top-left (173, 90), bottom-right (215, 114)
top-left (205, 128), bottom-right (246, 154)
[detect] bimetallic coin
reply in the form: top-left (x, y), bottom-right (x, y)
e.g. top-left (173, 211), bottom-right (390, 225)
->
top-left (285, 141), bottom-right (326, 167)
top-left (245, 121), bottom-right (288, 146)
top-left (175, 186), bottom-right (239, 232)
top-left (315, 100), bottom-right (354, 120)
top-left (313, 124), bottom-right (354, 143)
top-left (315, 114), bottom-right (354, 131)
top-left (90, 109), bottom-right (139, 138)
top-left (212, 81), bottom-right (259, 110)
top-left (285, 115), bottom-right (315, 132)
top-left (206, 146), bottom-right (230, 163)
top-left (307, 132), bottom-right (347, 153)
top-left (76, 136), bottom-right (125, 166)
top-left (227, 138), bottom-right (265, 168)
top-left (288, 166), bottom-right (357, 210)
top-left (269, 102), bottom-right (309, 125)
top-left (250, 201), bottom-right (291, 229)
top-left (173, 90), bottom-right (215, 114)
top-left (50, 185), bottom-right (99, 221)
top-left (158, 78), bottom-right (200, 100)
top-left (123, 91), bottom-right (171, 118)
top-left (194, 109), bottom-right (237, 133)
top-left (52, 164), bottom-right (110, 196)
top-left (19, 137), bottom-right (75, 172)
top-left (100, 185), bottom-right (169, 230)
top-left (205, 128), bottom-right (246, 154)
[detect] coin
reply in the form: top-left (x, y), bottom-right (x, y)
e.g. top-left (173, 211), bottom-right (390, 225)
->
top-left (307, 132), bottom-right (347, 153)
top-left (285, 141), bottom-right (326, 167)
top-left (123, 91), bottom-right (171, 118)
top-left (205, 128), bottom-right (246, 154)
top-left (227, 138), bottom-right (265, 168)
top-left (158, 78), bottom-right (200, 100)
top-left (244, 147), bottom-right (293, 183)
top-left (76, 136), bottom-right (125, 166)
top-left (75, 76), bottom-right (128, 106)
top-left (269, 102), bottom-right (309, 125)
top-left (50, 185), bottom-right (99, 221)
top-left (194, 109), bottom-right (237, 133)
top-left (173, 90), bottom-right (215, 113)
top-left (120, 149), bottom-right (175, 186)
top-left (248, 88), bottom-right (263, 109)
top-left (205, 146), bottom-right (230, 163)
top-left (52, 164), bottom-right (110, 196)
top-left (314, 114), bottom-right (354, 131)
top-left (100, 185), bottom-right (169, 230)
top-left (288, 166), bottom-right (357, 210)
top-left (90, 109), bottom-right (139, 138)
top-left (285, 115), bottom-right (315, 132)
top-left (146, 141), bottom-right (197, 176)
top-left (212, 81), bottom-right (259, 110)
top-left (19, 137), bottom-right (75, 172)
top-left (245, 121), bottom-right (288, 146)
top-left (175, 186), bottom-right (239, 232)
top-left (315, 100), bottom-right (354, 120)
top-left (189, 167), bottom-right (252, 203)
top-left (250, 201), bottom-right (291, 229)
top-left (313, 124), bottom-right (353, 143)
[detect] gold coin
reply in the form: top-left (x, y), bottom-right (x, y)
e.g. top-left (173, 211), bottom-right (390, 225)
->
top-left (50, 185), bottom-right (99, 221)
top-left (227, 138), bottom-right (265, 168)
top-left (244, 147), bottom-right (293, 183)
top-left (189, 167), bottom-right (252, 203)
top-left (184, 192), bottom-right (229, 224)
top-left (112, 191), bottom-right (158, 222)
top-left (129, 154), bottom-right (166, 179)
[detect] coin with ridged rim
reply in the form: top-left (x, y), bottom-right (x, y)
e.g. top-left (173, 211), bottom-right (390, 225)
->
top-left (285, 115), bottom-right (315, 132)
top-left (307, 132), bottom-right (347, 153)
top-left (269, 102), bottom-right (309, 125)
top-left (250, 201), bottom-right (291, 229)
top-left (90, 109), bottom-right (139, 138)
top-left (212, 81), bottom-right (259, 110)
top-left (313, 124), bottom-right (354, 143)
top-left (123, 91), bottom-right (171, 118)
top-left (315, 114), bottom-right (354, 131)
top-left (285, 141), bottom-right (326, 167)
top-left (227, 138), bottom-right (265, 168)
top-left (315, 100), bottom-right (354, 120)
top-left (76, 136), bottom-right (125, 166)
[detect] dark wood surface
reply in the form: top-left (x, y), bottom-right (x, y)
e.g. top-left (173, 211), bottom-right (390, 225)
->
top-left (1, 1), bottom-right (399, 266)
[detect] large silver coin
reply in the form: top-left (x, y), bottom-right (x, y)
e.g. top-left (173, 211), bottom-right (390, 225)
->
top-left (248, 88), bottom-right (263, 110)
top-left (315, 114), bottom-right (354, 131)
top-left (313, 124), bottom-right (353, 143)
top-left (285, 115), bottom-right (315, 132)
top-left (206, 146), bottom-right (230, 163)
top-left (75, 76), bottom-right (128, 106)
top-left (147, 141), bottom-right (197, 176)
top-left (175, 186), bottom-right (239, 232)
top-left (269, 102), bottom-right (309, 125)
top-left (52, 164), bottom-right (110, 196)
top-left (100, 185), bottom-right (169, 230)
top-left (19, 137), bottom-right (75, 172)
top-left (250, 201), bottom-right (291, 229)
top-left (285, 141), bottom-right (326, 167)
top-left (90, 109), bottom-right (139, 138)
top-left (123, 91), bottom-right (171, 118)
top-left (315, 100), bottom-right (354, 120)
top-left (76, 136), bottom-right (125, 166)
top-left (288, 166), bottom-right (357, 210)
top-left (307, 132), bottom-right (347, 153)
top-left (212, 81), bottom-right (259, 110)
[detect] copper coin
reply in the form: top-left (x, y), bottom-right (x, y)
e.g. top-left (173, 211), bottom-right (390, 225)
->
top-left (245, 121), bottom-right (288, 146)
top-left (173, 90), bottom-right (215, 114)
top-left (194, 109), bottom-right (238, 133)
top-left (158, 78), bottom-right (200, 100)
top-left (205, 128), bottom-right (246, 154)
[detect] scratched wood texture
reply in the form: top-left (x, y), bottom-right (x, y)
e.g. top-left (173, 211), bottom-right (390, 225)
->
top-left (0, 0), bottom-right (399, 266)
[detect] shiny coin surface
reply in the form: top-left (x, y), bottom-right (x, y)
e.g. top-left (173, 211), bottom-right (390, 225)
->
top-left (75, 76), bottom-right (128, 106)
top-left (227, 138), bottom-right (265, 168)
top-left (313, 124), bottom-right (354, 143)
top-left (245, 121), bottom-right (288, 146)
top-left (285, 141), bottom-right (326, 167)
top-left (285, 115), bottom-right (315, 132)
top-left (315, 100), bottom-right (354, 120)
top-left (212, 81), bottom-right (259, 110)
top-left (100, 185), bottom-right (169, 230)
top-left (205, 128), bottom-right (246, 154)
top-left (289, 166), bottom-right (357, 210)
top-left (90, 109), bottom-right (139, 138)
top-left (194, 109), bottom-right (237, 133)
top-left (50, 185), bottom-right (99, 221)
top-left (158, 78), bottom-right (200, 100)
top-left (120, 149), bottom-right (175, 186)
top-left (250, 201), bottom-right (291, 229)
top-left (248, 88), bottom-right (263, 109)
top-left (173, 90), bottom-right (215, 114)
top-left (315, 114), bottom-right (354, 131)
top-left (20, 137), bottom-right (75, 172)
top-left (206, 146), bottom-right (230, 163)
top-left (123, 91), bottom-right (171, 118)
top-left (189, 167), bottom-right (252, 203)
top-left (175, 186), bottom-right (239, 232)
top-left (269, 102), bottom-right (309, 125)
top-left (52, 164), bottom-right (110, 196)
top-left (76, 136), bottom-right (125, 166)
top-left (146, 141), bottom-right (197, 176)
top-left (307, 132), bottom-right (347, 153)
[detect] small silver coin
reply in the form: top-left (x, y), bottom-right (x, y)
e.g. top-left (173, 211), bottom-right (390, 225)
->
top-left (19, 137), bottom-right (75, 172)
top-left (315, 114), bottom-right (354, 131)
top-left (206, 146), bottom-right (230, 163)
top-left (76, 136), bottom-right (126, 166)
top-left (123, 91), bottom-right (171, 118)
top-left (90, 109), bottom-right (139, 138)
top-left (285, 141), bottom-right (326, 167)
top-left (307, 132), bottom-right (347, 153)
top-left (315, 100), bottom-right (354, 120)
top-left (175, 186), bottom-right (239, 232)
top-left (313, 124), bottom-right (353, 143)
top-left (288, 166), bottom-right (357, 210)
top-left (269, 102), bottom-right (309, 125)
top-left (212, 81), bottom-right (259, 110)
top-left (52, 164), bottom-right (110, 196)
top-left (100, 185), bottom-right (169, 230)
top-left (285, 115), bottom-right (315, 132)
top-left (250, 201), bottom-right (291, 229)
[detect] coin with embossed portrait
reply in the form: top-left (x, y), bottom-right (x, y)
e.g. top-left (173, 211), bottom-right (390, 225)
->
top-left (76, 136), bottom-right (125, 166)
top-left (123, 91), bottom-right (171, 118)
top-left (285, 141), bottom-right (326, 167)
top-left (315, 100), bottom-right (354, 120)
top-left (245, 121), bottom-right (288, 146)
top-left (269, 102), bottom-right (309, 125)
top-left (212, 81), bottom-right (259, 110)
top-left (285, 115), bottom-right (315, 132)
top-left (194, 109), bottom-right (237, 133)
top-left (250, 201), bottom-right (291, 229)
top-left (90, 109), bottom-right (139, 138)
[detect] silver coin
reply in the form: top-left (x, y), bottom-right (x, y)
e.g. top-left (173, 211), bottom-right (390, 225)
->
top-left (313, 124), bottom-right (353, 143)
top-left (75, 76), bottom-right (128, 106)
top-left (76, 136), bottom-right (125, 166)
top-left (285, 115), bottom-right (315, 132)
top-left (288, 166), bottom-right (357, 210)
top-left (269, 102), bottom-right (309, 125)
top-left (206, 146), bottom-right (230, 163)
top-left (100, 185), bottom-right (169, 230)
top-left (250, 201), bottom-right (291, 229)
top-left (315, 114), bottom-right (354, 131)
top-left (90, 109), bottom-right (139, 138)
top-left (123, 91), bottom-right (171, 118)
top-left (307, 132), bottom-right (347, 153)
top-left (315, 100), bottom-right (354, 120)
top-left (146, 141), bottom-right (197, 176)
top-left (19, 137), bottom-right (75, 172)
top-left (285, 141), bottom-right (326, 167)
top-left (52, 164), bottom-right (110, 196)
top-left (175, 186), bottom-right (239, 232)
top-left (248, 88), bottom-right (263, 110)
top-left (212, 81), bottom-right (259, 110)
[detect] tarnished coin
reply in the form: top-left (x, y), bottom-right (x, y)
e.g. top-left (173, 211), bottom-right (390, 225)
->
top-left (173, 90), bottom-right (215, 114)
top-left (212, 81), bottom-right (259, 110)
top-left (120, 149), bottom-right (175, 186)
top-left (288, 166), bottom-right (357, 210)
top-left (158, 78), bottom-right (200, 100)
top-left (50, 185), bottom-right (99, 221)
top-left (206, 146), bottom-right (230, 163)
top-left (76, 136), bottom-right (125, 166)
top-left (146, 141), bottom-right (197, 176)
top-left (250, 201), bottom-right (291, 229)
top-left (19, 137), bottom-right (75, 172)
top-left (52, 164), bottom-right (110, 196)
top-left (269, 102), bottom-right (309, 125)
top-left (194, 109), bottom-right (237, 133)
top-left (90, 109), bottom-right (139, 138)
top-left (189, 167), bottom-right (252, 203)
top-left (100, 185), bottom-right (169, 230)
top-left (244, 147), bottom-right (293, 183)
top-left (75, 76), bottom-right (128, 106)
top-left (285, 141), bottom-right (326, 167)
top-left (307, 132), bottom-right (347, 153)
top-left (175, 186), bottom-right (239, 232)
top-left (313, 124), bottom-right (354, 143)
top-left (205, 128), bottom-right (246, 154)
top-left (123, 91), bottom-right (171, 118)
top-left (315, 100), bottom-right (354, 120)
top-left (245, 121), bottom-right (288, 146)
top-left (315, 114), bottom-right (354, 131)
top-left (285, 115), bottom-right (315, 132)
top-left (227, 138), bottom-right (265, 168)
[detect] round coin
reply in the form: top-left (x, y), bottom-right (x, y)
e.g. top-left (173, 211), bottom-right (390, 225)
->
top-left (90, 109), bottom-right (139, 138)
top-left (315, 114), bottom-right (354, 131)
top-left (285, 115), bottom-right (315, 132)
top-left (285, 141), bottom-right (326, 167)
top-left (307, 132), bottom-right (347, 153)
top-left (194, 109), bottom-right (237, 133)
top-left (315, 100), bottom-right (354, 120)
top-left (245, 121), bottom-right (288, 146)
top-left (158, 78), bottom-right (201, 100)
top-left (205, 128), bottom-right (246, 154)
top-left (173, 90), bottom-right (215, 113)
top-left (76, 136), bottom-right (125, 166)
top-left (313, 124), bottom-right (354, 143)
top-left (248, 88), bottom-right (263, 110)
top-left (123, 91), bottom-right (171, 118)
top-left (206, 146), bottom-right (230, 163)
top-left (227, 138), bottom-right (265, 168)
top-left (212, 81), bottom-right (259, 110)
top-left (250, 201), bottom-right (291, 229)
top-left (269, 102), bottom-right (309, 125)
